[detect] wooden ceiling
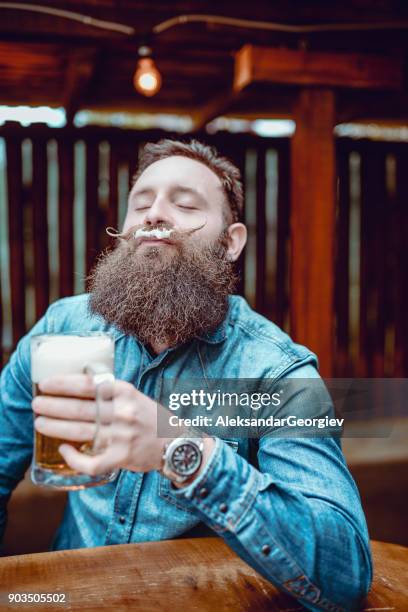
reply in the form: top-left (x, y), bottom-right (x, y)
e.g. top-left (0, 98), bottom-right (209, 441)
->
top-left (0, 1), bottom-right (408, 125)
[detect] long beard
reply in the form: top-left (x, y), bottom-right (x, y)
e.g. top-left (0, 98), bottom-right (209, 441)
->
top-left (87, 231), bottom-right (238, 349)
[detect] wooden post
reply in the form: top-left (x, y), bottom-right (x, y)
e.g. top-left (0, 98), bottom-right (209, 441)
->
top-left (290, 88), bottom-right (336, 376)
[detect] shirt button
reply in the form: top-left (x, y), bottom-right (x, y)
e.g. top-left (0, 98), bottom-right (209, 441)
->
top-left (119, 516), bottom-right (126, 524)
top-left (261, 544), bottom-right (271, 555)
top-left (198, 487), bottom-right (209, 499)
top-left (219, 503), bottom-right (228, 513)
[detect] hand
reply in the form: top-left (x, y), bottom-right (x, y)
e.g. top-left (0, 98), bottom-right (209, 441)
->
top-left (33, 374), bottom-right (172, 476)
top-left (33, 375), bottom-right (215, 480)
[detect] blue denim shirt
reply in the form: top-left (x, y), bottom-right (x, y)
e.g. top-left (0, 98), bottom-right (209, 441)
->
top-left (0, 294), bottom-right (372, 611)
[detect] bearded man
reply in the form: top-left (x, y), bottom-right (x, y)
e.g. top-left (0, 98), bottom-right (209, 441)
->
top-left (0, 139), bottom-right (371, 611)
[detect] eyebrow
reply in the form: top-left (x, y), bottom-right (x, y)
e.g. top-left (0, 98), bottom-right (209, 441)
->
top-left (130, 187), bottom-right (154, 198)
top-left (130, 185), bottom-right (208, 205)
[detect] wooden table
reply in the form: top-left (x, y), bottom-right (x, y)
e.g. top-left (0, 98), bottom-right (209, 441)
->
top-left (0, 538), bottom-right (407, 611)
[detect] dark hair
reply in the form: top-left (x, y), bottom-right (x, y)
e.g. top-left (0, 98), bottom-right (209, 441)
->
top-left (133, 139), bottom-right (243, 223)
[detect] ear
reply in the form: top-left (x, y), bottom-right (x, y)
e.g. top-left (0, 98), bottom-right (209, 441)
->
top-left (225, 223), bottom-right (247, 262)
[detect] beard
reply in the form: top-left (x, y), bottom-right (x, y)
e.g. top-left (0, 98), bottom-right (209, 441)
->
top-left (87, 227), bottom-right (239, 350)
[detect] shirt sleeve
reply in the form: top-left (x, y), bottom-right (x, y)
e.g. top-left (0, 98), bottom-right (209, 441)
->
top-left (170, 363), bottom-right (373, 612)
top-left (0, 311), bottom-right (52, 547)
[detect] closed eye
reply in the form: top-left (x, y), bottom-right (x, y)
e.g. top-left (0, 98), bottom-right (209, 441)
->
top-left (177, 204), bottom-right (197, 210)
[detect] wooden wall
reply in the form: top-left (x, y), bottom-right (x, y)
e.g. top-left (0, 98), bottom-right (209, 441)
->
top-left (0, 125), bottom-right (291, 366)
top-left (335, 139), bottom-right (408, 378)
top-left (0, 125), bottom-right (408, 381)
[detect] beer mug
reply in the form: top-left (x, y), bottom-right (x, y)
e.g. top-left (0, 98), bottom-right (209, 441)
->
top-left (30, 332), bottom-right (117, 490)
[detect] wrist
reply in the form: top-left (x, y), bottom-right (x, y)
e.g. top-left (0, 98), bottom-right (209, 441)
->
top-left (172, 437), bottom-right (216, 489)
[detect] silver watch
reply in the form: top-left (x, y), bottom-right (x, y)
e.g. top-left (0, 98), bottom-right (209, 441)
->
top-left (161, 437), bottom-right (204, 484)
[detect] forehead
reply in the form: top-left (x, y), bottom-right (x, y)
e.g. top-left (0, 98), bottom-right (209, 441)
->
top-left (132, 155), bottom-right (223, 197)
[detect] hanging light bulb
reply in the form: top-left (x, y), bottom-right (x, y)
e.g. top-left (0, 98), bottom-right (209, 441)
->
top-left (133, 45), bottom-right (162, 97)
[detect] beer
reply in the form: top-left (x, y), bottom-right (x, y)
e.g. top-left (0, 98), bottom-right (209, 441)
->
top-left (33, 382), bottom-right (79, 473)
top-left (31, 333), bottom-right (115, 489)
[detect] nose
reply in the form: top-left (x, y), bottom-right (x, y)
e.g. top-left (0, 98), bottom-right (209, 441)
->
top-left (143, 196), bottom-right (173, 227)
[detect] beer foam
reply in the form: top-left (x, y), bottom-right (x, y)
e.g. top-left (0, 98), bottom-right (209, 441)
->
top-left (31, 335), bottom-right (114, 383)
top-left (133, 228), bottom-right (174, 240)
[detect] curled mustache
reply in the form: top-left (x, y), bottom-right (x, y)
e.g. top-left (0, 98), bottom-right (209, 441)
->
top-left (105, 219), bottom-right (207, 243)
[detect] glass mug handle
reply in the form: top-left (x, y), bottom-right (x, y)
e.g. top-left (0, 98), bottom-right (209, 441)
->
top-left (83, 363), bottom-right (115, 456)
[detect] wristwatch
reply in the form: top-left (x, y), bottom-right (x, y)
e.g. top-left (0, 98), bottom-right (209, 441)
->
top-left (161, 437), bottom-right (204, 484)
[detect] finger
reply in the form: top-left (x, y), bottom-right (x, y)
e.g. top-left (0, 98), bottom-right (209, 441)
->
top-left (38, 374), bottom-right (96, 398)
top-left (58, 444), bottom-right (116, 476)
top-left (34, 416), bottom-right (97, 442)
top-left (32, 396), bottom-right (97, 421)
top-left (111, 380), bottom-right (140, 401)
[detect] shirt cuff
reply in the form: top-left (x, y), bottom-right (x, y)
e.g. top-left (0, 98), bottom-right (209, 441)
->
top-left (171, 437), bottom-right (261, 534)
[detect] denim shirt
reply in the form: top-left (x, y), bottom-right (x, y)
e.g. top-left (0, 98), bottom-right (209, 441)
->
top-left (0, 294), bottom-right (372, 611)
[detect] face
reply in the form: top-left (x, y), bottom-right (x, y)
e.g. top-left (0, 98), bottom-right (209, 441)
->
top-left (123, 156), bottom-right (246, 260)
top-left (88, 155), bottom-right (246, 352)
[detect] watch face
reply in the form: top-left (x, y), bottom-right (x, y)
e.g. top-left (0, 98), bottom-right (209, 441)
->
top-left (170, 442), bottom-right (200, 476)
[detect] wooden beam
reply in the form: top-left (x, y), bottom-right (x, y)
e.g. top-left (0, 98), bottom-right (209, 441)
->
top-left (290, 88), bottom-right (336, 377)
top-left (234, 45), bottom-right (403, 92)
top-left (63, 50), bottom-right (97, 123)
top-left (191, 90), bottom-right (239, 131)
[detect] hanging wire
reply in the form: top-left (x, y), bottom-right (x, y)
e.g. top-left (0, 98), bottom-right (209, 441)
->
top-left (0, 3), bottom-right (407, 37)
top-left (0, 2), bottom-right (134, 35)
top-left (152, 14), bottom-right (408, 35)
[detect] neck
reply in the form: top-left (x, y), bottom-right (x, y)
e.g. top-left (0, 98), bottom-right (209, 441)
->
top-left (149, 340), bottom-right (170, 355)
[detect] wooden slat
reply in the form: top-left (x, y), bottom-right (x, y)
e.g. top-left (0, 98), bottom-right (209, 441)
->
top-left (394, 147), bottom-right (408, 376)
top-left (127, 142), bottom-right (139, 192)
top-left (5, 135), bottom-right (26, 344)
top-left (57, 138), bottom-right (74, 297)
top-left (358, 145), bottom-right (372, 378)
top-left (85, 139), bottom-right (100, 274)
top-left (372, 151), bottom-right (387, 379)
top-left (105, 141), bottom-right (119, 243)
top-left (275, 141), bottom-right (290, 330)
top-left (335, 142), bottom-right (351, 376)
top-left (255, 145), bottom-right (266, 316)
top-left (383, 150), bottom-right (398, 377)
top-left (359, 145), bottom-right (386, 378)
top-left (32, 137), bottom-right (49, 318)
top-left (290, 88), bottom-right (336, 376)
